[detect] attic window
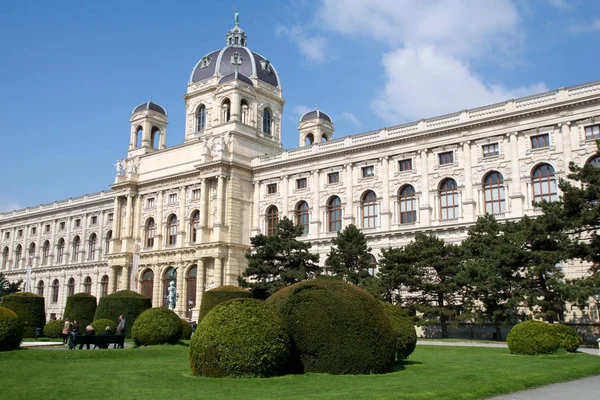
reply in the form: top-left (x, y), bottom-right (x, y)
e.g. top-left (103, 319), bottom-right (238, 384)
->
top-left (200, 56), bottom-right (212, 69)
top-left (260, 59), bottom-right (273, 75)
top-left (231, 52), bottom-right (242, 66)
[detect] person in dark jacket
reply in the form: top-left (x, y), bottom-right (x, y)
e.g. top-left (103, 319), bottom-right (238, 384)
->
top-left (79, 325), bottom-right (96, 350)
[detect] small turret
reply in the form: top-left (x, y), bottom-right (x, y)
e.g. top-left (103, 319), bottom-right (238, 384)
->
top-left (298, 108), bottom-right (334, 147)
top-left (128, 98), bottom-right (168, 156)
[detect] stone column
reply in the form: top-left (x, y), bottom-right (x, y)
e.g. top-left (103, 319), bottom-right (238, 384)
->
top-left (310, 170), bottom-right (320, 238)
top-left (175, 265), bottom-right (185, 315)
top-left (109, 266), bottom-right (118, 293)
top-left (112, 197), bottom-right (121, 239)
top-left (65, 217), bottom-right (72, 264)
top-left (120, 266), bottom-right (131, 291)
top-left (462, 141), bottom-right (475, 222)
top-left (152, 266), bottom-right (161, 307)
top-left (81, 213), bottom-right (88, 262)
top-left (50, 219), bottom-right (57, 265)
top-left (125, 195), bottom-right (133, 238)
top-left (252, 181), bottom-right (261, 232)
top-left (231, 91), bottom-right (241, 122)
top-left (98, 212), bottom-right (105, 262)
top-left (35, 222), bottom-right (42, 268)
top-left (380, 157), bottom-right (391, 231)
top-left (133, 196), bottom-right (142, 242)
top-left (178, 186), bottom-right (187, 246)
top-left (419, 150), bottom-right (431, 226)
top-left (281, 175), bottom-right (289, 218)
top-left (156, 191), bottom-right (164, 250)
top-left (344, 163), bottom-right (354, 224)
top-left (215, 176), bottom-right (225, 226)
top-left (214, 257), bottom-right (223, 288)
top-left (559, 122), bottom-right (572, 166)
top-left (194, 259), bottom-right (206, 316)
top-left (509, 132), bottom-right (524, 217)
top-left (200, 179), bottom-right (209, 227)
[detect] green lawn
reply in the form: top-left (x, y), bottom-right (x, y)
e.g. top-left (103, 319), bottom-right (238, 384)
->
top-left (1, 344), bottom-right (599, 400)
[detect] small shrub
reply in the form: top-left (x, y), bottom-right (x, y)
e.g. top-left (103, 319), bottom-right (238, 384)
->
top-left (132, 307), bottom-right (183, 346)
top-left (507, 320), bottom-right (561, 355)
top-left (551, 324), bottom-right (582, 353)
top-left (0, 292), bottom-right (45, 338)
top-left (190, 298), bottom-right (290, 378)
top-left (0, 306), bottom-right (23, 351)
top-left (198, 285), bottom-right (252, 321)
top-left (380, 301), bottom-right (417, 360)
top-left (43, 320), bottom-right (64, 338)
top-left (181, 319), bottom-right (193, 340)
top-left (265, 278), bottom-right (396, 375)
top-left (93, 290), bottom-right (152, 338)
top-left (63, 293), bottom-right (97, 331)
top-left (91, 318), bottom-right (116, 334)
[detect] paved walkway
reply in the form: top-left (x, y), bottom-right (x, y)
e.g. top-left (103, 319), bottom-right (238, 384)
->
top-left (21, 341), bottom-right (132, 349)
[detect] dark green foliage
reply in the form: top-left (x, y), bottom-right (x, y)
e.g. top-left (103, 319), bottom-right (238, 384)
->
top-left (198, 285), bottom-right (252, 321)
top-left (0, 272), bottom-right (23, 296)
top-left (91, 318), bottom-right (116, 334)
top-left (551, 324), bottom-right (582, 352)
top-left (132, 307), bottom-right (183, 346)
top-left (0, 292), bottom-right (45, 338)
top-left (190, 298), bottom-right (290, 378)
top-left (93, 290), bottom-right (152, 338)
top-left (181, 319), bottom-right (192, 340)
top-left (43, 320), bottom-right (64, 338)
top-left (507, 321), bottom-right (561, 355)
top-left (63, 293), bottom-right (97, 332)
top-left (0, 306), bottom-right (23, 351)
top-left (265, 278), bottom-right (396, 375)
top-left (326, 224), bottom-right (373, 285)
top-left (239, 217), bottom-right (320, 299)
top-left (379, 301), bottom-right (417, 360)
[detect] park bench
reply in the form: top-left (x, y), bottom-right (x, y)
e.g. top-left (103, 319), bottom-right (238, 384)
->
top-left (71, 334), bottom-right (125, 349)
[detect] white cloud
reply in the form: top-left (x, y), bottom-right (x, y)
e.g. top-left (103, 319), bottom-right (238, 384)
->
top-left (372, 46), bottom-right (547, 124)
top-left (341, 112), bottom-right (361, 127)
top-left (569, 17), bottom-right (600, 33)
top-left (289, 105), bottom-right (313, 122)
top-left (0, 196), bottom-right (23, 213)
top-left (547, 0), bottom-right (572, 9)
top-left (276, 25), bottom-right (331, 63)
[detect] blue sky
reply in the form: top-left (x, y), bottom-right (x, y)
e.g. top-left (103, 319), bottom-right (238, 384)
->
top-left (1, 0), bottom-right (599, 212)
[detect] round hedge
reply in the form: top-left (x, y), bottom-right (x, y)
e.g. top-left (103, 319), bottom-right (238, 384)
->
top-left (380, 301), bottom-right (417, 360)
top-left (265, 278), bottom-right (396, 375)
top-left (507, 321), bottom-right (561, 355)
top-left (551, 324), bottom-right (581, 353)
top-left (91, 318), bottom-right (116, 334)
top-left (181, 319), bottom-right (193, 340)
top-left (93, 290), bottom-right (152, 338)
top-left (198, 285), bottom-right (252, 321)
top-left (0, 306), bottom-right (23, 351)
top-left (64, 293), bottom-right (97, 332)
top-left (43, 320), bottom-right (64, 338)
top-left (190, 298), bottom-right (290, 378)
top-left (0, 292), bottom-right (45, 338)
top-left (132, 307), bottom-right (183, 346)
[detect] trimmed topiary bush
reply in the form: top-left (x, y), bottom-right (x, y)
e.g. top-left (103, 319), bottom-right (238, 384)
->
top-left (0, 292), bottom-right (45, 338)
top-left (43, 320), bottom-right (64, 338)
top-left (507, 320), bottom-right (561, 355)
top-left (190, 298), bottom-right (290, 378)
top-left (551, 324), bottom-right (582, 353)
top-left (132, 307), bottom-right (183, 346)
top-left (198, 285), bottom-right (252, 321)
top-left (91, 318), bottom-right (116, 334)
top-left (265, 278), bottom-right (396, 375)
top-left (63, 293), bottom-right (97, 332)
top-left (93, 290), bottom-right (152, 338)
top-left (181, 319), bottom-right (192, 340)
top-left (380, 301), bottom-right (417, 360)
top-left (0, 306), bottom-right (23, 351)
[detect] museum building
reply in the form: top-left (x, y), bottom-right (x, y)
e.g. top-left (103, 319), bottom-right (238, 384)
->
top-left (1, 19), bottom-right (600, 321)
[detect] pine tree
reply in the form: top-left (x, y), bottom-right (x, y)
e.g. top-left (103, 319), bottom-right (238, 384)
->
top-left (326, 224), bottom-right (373, 285)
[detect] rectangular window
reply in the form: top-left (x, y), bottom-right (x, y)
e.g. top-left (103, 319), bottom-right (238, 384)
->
top-left (531, 134), bottom-right (550, 149)
top-left (482, 143), bottom-right (499, 158)
top-left (75, 219), bottom-right (81, 227)
top-left (91, 216), bottom-right (98, 224)
top-left (267, 183), bottom-right (277, 194)
top-left (107, 213), bottom-right (113, 222)
top-left (296, 178), bottom-right (307, 189)
top-left (398, 159), bottom-right (412, 172)
top-left (585, 125), bottom-right (600, 140)
top-left (59, 222), bottom-right (65, 230)
top-left (4, 232), bottom-right (9, 239)
top-left (438, 151), bottom-right (454, 165)
top-left (31, 227), bottom-right (36, 235)
top-left (18, 229), bottom-right (23, 237)
top-left (168, 193), bottom-right (177, 204)
top-left (192, 189), bottom-right (201, 200)
top-left (45, 224), bottom-right (50, 233)
top-left (146, 198), bottom-right (155, 208)
top-left (327, 172), bottom-right (339, 184)
top-left (362, 166), bottom-right (374, 178)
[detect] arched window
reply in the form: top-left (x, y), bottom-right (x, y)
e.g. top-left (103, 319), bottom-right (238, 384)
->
top-left (151, 127), bottom-right (160, 148)
top-left (295, 201), bottom-right (310, 235)
top-left (100, 275), bottom-right (109, 298)
top-left (15, 245), bottom-right (22, 269)
top-left (28, 243), bottom-right (35, 265)
top-left (483, 171), bottom-right (506, 214)
top-left (305, 132), bottom-right (315, 146)
top-left (51, 279), bottom-right (59, 303)
top-left (88, 233), bottom-right (97, 260)
top-left (439, 179), bottom-right (459, 220)
top-left (532, 164), bottom-right (557, 203)
top-left (190, 211), bottom-right (200, 242)
top-left (41, 240), bottom-right (50, 265)
top-left (57, 239), bottom-right (65, 263)
top-left (240, 99), bottom-right (249, 124)
top-left (361, 190), bottom-right (378, 229)
top-left (167, 215), bottom-right (178, 245)
top-left (399, 185), bottom-right (417, 224)
top-left (145, 218), bottom-right (156, 248)
top-left (196, 104), bottom-right (206, 131)
top-left (587, 155), bottom-right (600, 168)
top-left (140, 269), bottom-right (154, 299)
top-left (136, 126), bottom-right (143, 148)
top-left (186, 266), bottom-right (197, 318)
top-left (222, 99), bottom-right (231, 123)
top-left (163, 267), bottom-right (176, 308)
top-left (262, 108), bottom-right (272, 135)
top-left (266, 206), bottom-right (279, 236)
top-left (104, 230), bottom-right (112, 255)
top-left (367, 254), bottom-right (377, 277)
top-left (1, 247), bottom-right (8, 269)
top-left (83, 276), bottom-right (92, 294)
top-left (37, 280), bottom-right (44, 297)
top-left (67, 278), bottom-right (75, 297)
top-left (72, 236), bottom-right (80, 262)
top-left (327, 196), bottom-right (342, 232)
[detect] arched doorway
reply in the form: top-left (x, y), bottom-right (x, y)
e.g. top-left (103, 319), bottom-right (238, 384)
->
top-left (140, 269), bottom-right (154, 300)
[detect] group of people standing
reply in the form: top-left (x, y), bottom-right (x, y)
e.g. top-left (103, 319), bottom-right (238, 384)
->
top-left (61, 315), bottom-right (126, 349)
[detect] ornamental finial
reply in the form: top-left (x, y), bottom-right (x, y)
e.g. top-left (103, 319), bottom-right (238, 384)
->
top-left (234, 8), bottom-right (239, 26)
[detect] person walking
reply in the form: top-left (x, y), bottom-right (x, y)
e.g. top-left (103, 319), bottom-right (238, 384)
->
top-left (62, 319), bottom-right (71, 344)
top-left (115, 315), bottom-right (126, 348)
